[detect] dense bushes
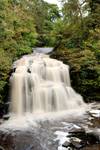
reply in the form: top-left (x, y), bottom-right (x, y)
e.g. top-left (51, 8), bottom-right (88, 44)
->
top-left (51, 0), bottom-right (100, 102)
top-left (0, 49), bottom-right (11, 105)
top-left (51, 45), bottom-right (100, 102)
top-left (0, 0), bottom-right (37, 108)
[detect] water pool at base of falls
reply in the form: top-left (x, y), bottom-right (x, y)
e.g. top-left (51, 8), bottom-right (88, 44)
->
top-left (0, 103), bottom-right (100, 150)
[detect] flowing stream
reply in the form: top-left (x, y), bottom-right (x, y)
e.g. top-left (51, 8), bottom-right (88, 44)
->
top-left (0, 52), bottom-right (100, 150)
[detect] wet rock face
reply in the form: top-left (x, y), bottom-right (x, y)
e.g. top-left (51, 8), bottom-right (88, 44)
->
top-left (54, 107), bottom-right (100, 150)
top-left (69, 128), bottom-right (86, 139)
top-left (62, 137), bottom-right (84, 149)
top-left (70, 137), bottom-right (84, 149)
top-left (66, 129), bottom-right (100, 149)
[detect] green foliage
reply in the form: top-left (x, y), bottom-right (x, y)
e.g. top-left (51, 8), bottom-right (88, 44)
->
top-left (0, 0), bottom-right (38, 106)
top-left (51, 0), bottom-right (100, 101)
top-left (52, 47), bottom-right (100, 101)
top-left (0, 0), bottom-right (38, 58)
top-left (0, 49), bottom-right (11, 104)
top-left (33, 1), bottom-right (60, 46)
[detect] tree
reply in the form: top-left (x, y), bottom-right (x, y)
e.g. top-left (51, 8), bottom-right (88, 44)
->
top-left (0, 0), bottom-right (38, 107)
top-left (51, 0), bottom-right (100, 101)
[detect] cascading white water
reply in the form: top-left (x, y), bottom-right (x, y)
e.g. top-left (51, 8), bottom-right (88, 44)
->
top-left (10, 53), bottom-right (85, 115)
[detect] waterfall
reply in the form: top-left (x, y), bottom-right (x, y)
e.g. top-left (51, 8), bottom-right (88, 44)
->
top-left (10, 53), bottom-right (85, 115)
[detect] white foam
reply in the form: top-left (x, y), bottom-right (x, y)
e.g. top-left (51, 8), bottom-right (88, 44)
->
top-left (10, 53), bottom-right (86, 115)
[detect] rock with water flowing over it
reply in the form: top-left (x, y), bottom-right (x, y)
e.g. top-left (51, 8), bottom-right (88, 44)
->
top-left (10, 53), bottom-right (85, 115)
top-left (70, 137), bottom-right (83, 148)
top-left (68, 128), bottom-right (86, 140)
top-left (62, 141), bottom-right (70, 148)
top-left (3, 114), bottom-right (10, 120)
top-left (89, 110), bottom-right (100, 118)
top-left (62, 135), bottom-right (85, 149)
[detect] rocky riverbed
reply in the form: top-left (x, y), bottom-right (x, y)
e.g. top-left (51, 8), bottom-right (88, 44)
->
top-left (0, 103), bottom-right (100, 150)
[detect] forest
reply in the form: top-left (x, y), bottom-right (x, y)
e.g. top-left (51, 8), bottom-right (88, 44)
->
top-left (0, 0), bottom-right (100, 115)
